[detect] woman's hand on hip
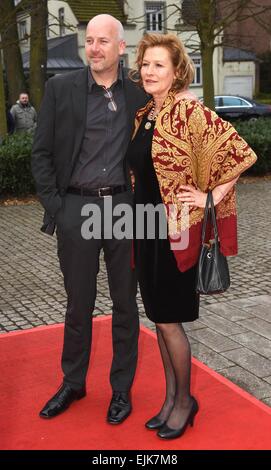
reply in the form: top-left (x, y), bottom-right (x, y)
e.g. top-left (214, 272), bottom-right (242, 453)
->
top-left (177, 185), bottom-right (207, 208)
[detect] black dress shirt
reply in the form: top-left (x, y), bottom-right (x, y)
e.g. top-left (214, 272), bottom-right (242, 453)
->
top-left (70, 66), bottom-right (128, 189)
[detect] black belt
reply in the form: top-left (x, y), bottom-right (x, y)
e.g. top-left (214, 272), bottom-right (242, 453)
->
top-left (66, 185), bottom-right (127, 197)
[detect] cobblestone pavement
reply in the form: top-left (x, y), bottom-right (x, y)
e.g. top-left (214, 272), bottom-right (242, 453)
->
top-left (0, 180), bottom-right (271, 406)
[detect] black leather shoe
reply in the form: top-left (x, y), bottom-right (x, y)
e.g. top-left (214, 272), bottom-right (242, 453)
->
top-left (157, 397), bottom-right (199, 440)
top-left (39, 383), bottom-right (86, 419)
top-left (107, 391), bottom-right (132, 424)
top-left (145, 416), bottom-right (166, 430)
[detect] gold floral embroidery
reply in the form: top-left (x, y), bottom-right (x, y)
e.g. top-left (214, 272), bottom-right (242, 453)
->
top-left (133, 93), bottom-right (257, 235)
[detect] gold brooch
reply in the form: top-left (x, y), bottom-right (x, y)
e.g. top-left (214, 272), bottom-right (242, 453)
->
top-left (144, 121), bottom-right (152, 130)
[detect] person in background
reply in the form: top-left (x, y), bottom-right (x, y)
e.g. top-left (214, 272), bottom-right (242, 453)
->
top-left (10, 92), bottom-right (37, 133)
top-left (127, 33), bottom-right (257, 440)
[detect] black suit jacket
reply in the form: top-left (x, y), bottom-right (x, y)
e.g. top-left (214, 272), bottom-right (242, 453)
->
top-left (31, 66), bottom-right (148, 234)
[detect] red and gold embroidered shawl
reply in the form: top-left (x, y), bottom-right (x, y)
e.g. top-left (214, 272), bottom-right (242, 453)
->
top-left (132, 92), bottom-right (257, 272)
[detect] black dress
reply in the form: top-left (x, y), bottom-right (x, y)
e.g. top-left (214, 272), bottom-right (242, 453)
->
top-left (127, 114), bottom-right (200, 323)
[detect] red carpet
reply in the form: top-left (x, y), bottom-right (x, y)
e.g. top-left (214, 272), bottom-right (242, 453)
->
top-left (0, 316), bottom-right (270, 450)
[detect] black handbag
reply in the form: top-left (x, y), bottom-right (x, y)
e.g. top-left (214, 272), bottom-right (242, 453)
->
top-left (196, 191), bottom-right (230, 294)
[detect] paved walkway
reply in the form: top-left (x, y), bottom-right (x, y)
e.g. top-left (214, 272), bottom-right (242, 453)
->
top-left (0, 180), bottom-right (271, 406)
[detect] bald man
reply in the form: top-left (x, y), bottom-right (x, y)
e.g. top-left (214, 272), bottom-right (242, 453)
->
top-left (32, 14), bottom-right (148, 424)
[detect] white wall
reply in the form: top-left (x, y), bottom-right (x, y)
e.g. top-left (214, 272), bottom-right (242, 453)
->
top-left (47, 0), bottom-right (78, 38)
top-left (77, 26), bottom-right (87, 63)
top-left (221, 61), bottom-right (256, 96)
top-left (17, 0), bottom-right (78, 56)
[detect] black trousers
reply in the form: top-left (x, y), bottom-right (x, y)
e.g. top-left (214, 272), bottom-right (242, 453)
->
top-left (56, 191), bottom-right (139, 392)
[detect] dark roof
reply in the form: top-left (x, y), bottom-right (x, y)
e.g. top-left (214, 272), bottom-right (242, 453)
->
top-left (22, 34), bottom-right (84, 71)
top-left (181, 0), bottom-right (219, 25)
top-left (64, 0), bottom-right (126, 24)
top-left (181, 0), bottom-right (200, 24)
top-left (223, 47), bottom-right (256, 62)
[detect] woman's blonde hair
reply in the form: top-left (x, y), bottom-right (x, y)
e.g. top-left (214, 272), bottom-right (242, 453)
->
top-left (130, 33), bottom-right (195, 91)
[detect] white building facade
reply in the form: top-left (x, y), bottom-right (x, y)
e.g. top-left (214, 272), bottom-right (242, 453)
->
top-left (15, 0), bottom-right (256, 97)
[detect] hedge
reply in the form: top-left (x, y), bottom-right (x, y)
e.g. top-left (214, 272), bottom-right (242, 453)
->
top-left (0, 132), bottom-right (35, 196)
top-left (234, 118), bottom-right (271, 175)
top-left (0, 117), bottom-right (270, 196)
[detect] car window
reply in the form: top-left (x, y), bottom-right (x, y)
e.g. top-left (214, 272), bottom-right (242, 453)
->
top-left (222, 97), bottom-right (248, 107)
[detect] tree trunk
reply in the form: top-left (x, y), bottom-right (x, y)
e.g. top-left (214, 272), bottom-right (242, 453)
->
top-left (1, 0), bottom-right (26, 106)
top-left (0, 55), bottom-right (8, 138)
top-left (201, 44), bottom-right (215, 109)
top-left (198, 0), bottom-right (216, 110)
top-left (29, 0), bottom-right (48, 111)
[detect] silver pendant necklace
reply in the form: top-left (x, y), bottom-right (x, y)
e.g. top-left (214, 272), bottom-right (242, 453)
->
top-left (144, 103), bottom-right (158, 130)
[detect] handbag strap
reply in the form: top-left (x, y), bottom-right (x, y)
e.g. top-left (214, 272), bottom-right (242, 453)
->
top-left (201, 191), bottom-right (219, 244)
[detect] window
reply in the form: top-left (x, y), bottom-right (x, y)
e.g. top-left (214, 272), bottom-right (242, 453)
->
top-left (145, 2), bottom-right (164, 32)
top-left (222, 97), bottom-right (251, 107)
top-left (18, 21), bottom-right (27, 40)
top-left (59, 7), bottom-right (65, 36)
top-left (191, 56), bottom-right (202, 86)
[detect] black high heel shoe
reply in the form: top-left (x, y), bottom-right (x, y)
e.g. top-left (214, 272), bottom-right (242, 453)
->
top-left (157, 397), bottom-right (199, 440)
top-left (145, 415), bottom-right (166, 430)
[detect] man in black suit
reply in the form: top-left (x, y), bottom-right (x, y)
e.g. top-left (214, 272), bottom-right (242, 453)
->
top-left (32, 14), bottom-right (147, 424)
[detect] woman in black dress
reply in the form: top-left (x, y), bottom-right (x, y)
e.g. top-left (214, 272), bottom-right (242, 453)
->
top-left (128, 33), bottom-right (257, 440)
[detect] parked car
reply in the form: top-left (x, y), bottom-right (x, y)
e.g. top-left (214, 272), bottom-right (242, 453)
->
top-left (200, 95), bottom-right (271, 121)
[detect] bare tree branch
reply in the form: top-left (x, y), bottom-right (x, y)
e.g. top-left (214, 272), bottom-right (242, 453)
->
top-left (128, 0), bottom-right (271, 108)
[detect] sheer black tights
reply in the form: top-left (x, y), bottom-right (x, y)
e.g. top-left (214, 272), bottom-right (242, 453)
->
top-left (155, 322), bottom-right (194, 429)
